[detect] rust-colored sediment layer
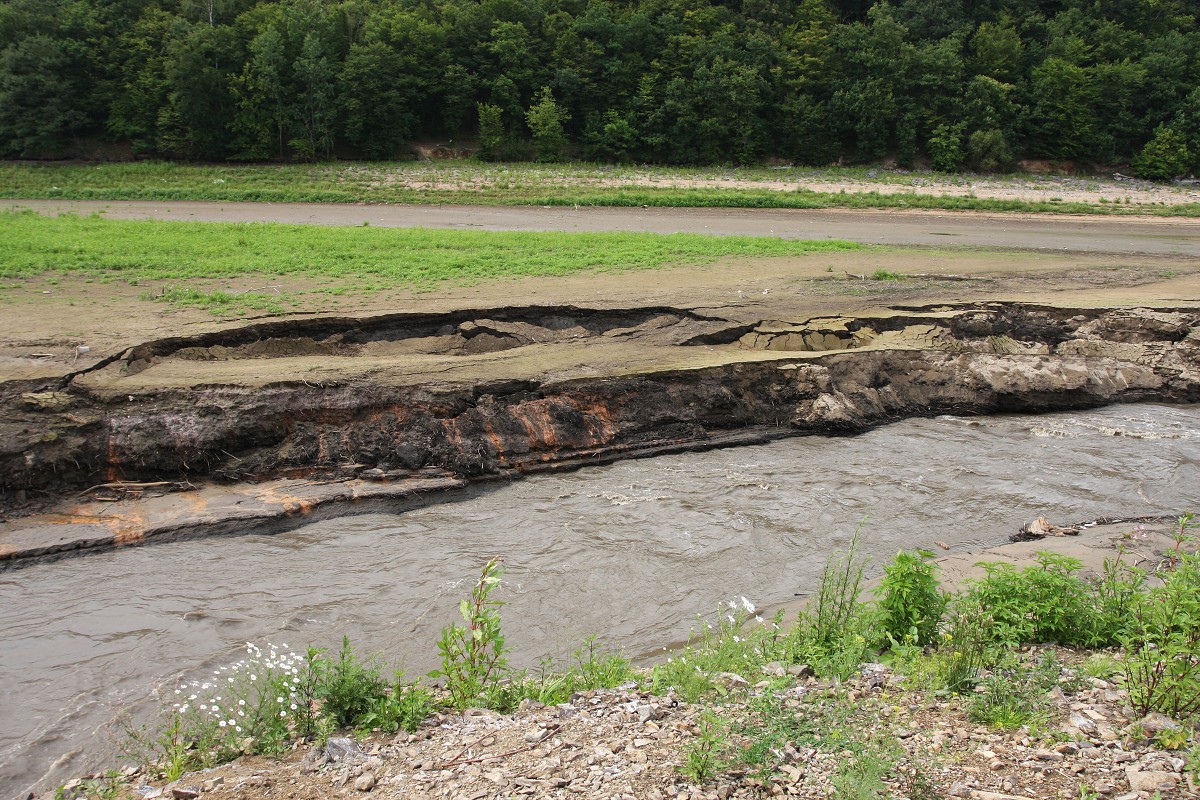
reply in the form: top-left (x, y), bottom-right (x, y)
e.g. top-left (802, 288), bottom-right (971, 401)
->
top-left (1, 302), bottom-right (1197, 568)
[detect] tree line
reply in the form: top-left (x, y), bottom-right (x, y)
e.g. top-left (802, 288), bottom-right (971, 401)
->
top-left (2, 0), bottom-right (1198, 177)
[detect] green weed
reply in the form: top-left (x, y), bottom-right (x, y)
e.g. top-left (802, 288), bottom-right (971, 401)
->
top-left (875, 549), bottom-right (945, 646)
top-left (680, 711), bottom-right (729, 784)
top-left (145, 286), bottom-right (287, 315)
top-left (430, 558), bottom-right (511, 710)
top-left (311, 637), bottom-right (388, 729)
top-left (967, 652), bottom-right (1057, 731)
top-left (650, 598), bottom-right (769, 701)
top-left (831, 745), bottom-right (896, 800)
top-left (934, 605), bottom-right (992, 694)
top-left (1124, 552), bottom-right (1200, 718)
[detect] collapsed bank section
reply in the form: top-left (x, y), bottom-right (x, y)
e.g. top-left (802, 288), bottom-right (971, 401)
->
top-left (1, 302), bottom-right (1197, 566)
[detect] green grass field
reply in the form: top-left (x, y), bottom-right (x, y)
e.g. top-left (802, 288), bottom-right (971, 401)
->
top-left (0, 210), bottom-right (863, 312)
top-left (4, 161), bottom-right (1197, 216)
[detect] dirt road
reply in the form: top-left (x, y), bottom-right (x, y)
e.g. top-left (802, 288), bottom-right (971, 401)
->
top-left (9, 199), bottom-right (1200, 256)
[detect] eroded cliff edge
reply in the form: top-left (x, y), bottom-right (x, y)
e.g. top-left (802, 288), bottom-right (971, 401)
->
top-left (1, 302), bottom-right (1197, 566)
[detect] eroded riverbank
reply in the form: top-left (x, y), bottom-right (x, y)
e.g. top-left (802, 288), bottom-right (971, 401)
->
top-left (2, 404), bottom-right (1199, 798)
top-left (2, 303), bottom-right (1198, 566)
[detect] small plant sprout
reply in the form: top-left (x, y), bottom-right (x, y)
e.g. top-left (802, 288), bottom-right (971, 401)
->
top-left (1168, 511), bottom-right (1197, 568)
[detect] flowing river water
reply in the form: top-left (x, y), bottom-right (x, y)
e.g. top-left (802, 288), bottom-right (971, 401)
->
top-left (3, 403), bottom-right (1199, 798)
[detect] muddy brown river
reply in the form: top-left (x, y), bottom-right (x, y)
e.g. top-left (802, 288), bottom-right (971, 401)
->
top-left (3, 404), bottom-right (1199, 798)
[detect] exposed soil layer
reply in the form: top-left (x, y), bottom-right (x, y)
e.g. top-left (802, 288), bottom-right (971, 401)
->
top-left (2, 302), bottom-right (1197, 567)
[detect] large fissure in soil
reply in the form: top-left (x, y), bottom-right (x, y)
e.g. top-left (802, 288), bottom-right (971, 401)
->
top-left (2, 303), bottom-right (1198, 517)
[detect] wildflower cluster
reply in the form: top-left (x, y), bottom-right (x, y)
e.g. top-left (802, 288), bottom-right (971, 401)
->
top-left (652, 596), bottom-right (776, 701)
top-left (169, 642), bottom-right (308, 760)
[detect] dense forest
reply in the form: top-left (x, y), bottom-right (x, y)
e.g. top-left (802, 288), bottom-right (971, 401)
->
top-left (1, 0), bottom-right (1198, 176)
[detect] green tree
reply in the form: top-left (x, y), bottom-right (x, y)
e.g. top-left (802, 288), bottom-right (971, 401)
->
top-left (966, 128), bottom-right (1012, 172)
top-left (233, 27), bottom-right (289, 159)
top-left (1026, 57), bottom-right (1099, 161)
top-left (339, 41), bottom-right (420, 159)
top-left (156, 22), bottom-right (239, 160)
top-left (927, 121), bottom-right (964, 171)
top-left (1132, 125), bottom-right (1192, 181)
top-left (525, 86), bottom-right (570, 161)
top-left (290, 31), bottom-right (337, 160)
top-left (970, 19), bottom-right (1022, 83)
top-left (0, 34), bottom-right (89, 157)
top-left (477, 101), bottom-right (504, 160)
top-left (583, 109), bottom-right (637, 161)
top-left (105, 8), bottom-right (176, 154)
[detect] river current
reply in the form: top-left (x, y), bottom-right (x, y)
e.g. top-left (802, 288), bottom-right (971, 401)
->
top-left (2, 403), bottom-right (1199, 797)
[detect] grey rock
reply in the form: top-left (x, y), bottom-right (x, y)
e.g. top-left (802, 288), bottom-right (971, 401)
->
top-left (200, 777), bottom-right (223, 792)
top-left (1125, 768), bottom-right (1177, 793)
top-left (1132, 711), bottom-right (1182, 734)
top-left (1068, 713), bottom-right (1097, 734)
top-left (636, 704), bottom-right (661, 723)
top-left (169, 788), bottom-right (199, 800)
top-left (325, 736), bottom-right (364, 763)
top-left (300, 748), bottom-right (330, 773)
top-left (524, 727), bottom-right (551, 744)
top-left (713, 672), bottom-right (749, 690)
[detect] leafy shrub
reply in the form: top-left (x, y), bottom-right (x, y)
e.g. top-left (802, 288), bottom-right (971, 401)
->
top-left (312, 637), bottom-right (387, 728)
top-left (876, 549), bottom-right (945, 646)
top-left (1133, 125), bottom-right (1193, 182)
top-left (963, 552), bottom-right (1098, 646)
top-left (927, 123), bottom-right (965, 172)
top-left (967, 128), bottom-right (1013, 172)
top-left (1124, 553), bottom-right (1200, 718)
top-left (356, 676), bottom-right (437, 734)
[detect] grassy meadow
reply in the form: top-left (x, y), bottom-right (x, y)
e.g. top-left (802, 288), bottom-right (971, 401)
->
top-left (0, 210), bottom-right (863, 312)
